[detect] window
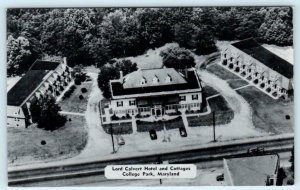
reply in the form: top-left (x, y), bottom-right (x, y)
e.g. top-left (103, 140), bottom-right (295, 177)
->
top-left (192, 94), bottom-right (198, 100)
top-left (117, 101), bottom-right (123, 107)
top-left (102, 117), bottom-right (106, 122)
top-left (180, 96), bottom-right (186, 101)
top-left (129, 100), bottom-right (136, 106)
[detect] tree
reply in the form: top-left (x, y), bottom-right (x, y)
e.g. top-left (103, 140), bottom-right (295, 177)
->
top-left (97, 59), bottom-right (137, 99)
top-left (30, 95), bottom-right (66, 130)
top-left (258, 7), bottom-right (293, 46)
top-left (7, 35), bottom-right (33, 76)
top-left (160, 47), bottom-right (195, 70)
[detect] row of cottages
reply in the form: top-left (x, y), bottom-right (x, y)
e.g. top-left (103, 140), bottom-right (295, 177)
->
top-left (101, 67), bottom-right (203, 124)
top-left (220, 38), bottom-right (293, 99)
top-left (7, 58), bottom-right (72, 127)
top-left (223, 154), bottom-right (280, 186)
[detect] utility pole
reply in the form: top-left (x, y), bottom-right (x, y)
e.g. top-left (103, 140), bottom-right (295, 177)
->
top-left (110, 124), bottom-right (115, 153)
top-left (213, 111), bottom-right (216, 142)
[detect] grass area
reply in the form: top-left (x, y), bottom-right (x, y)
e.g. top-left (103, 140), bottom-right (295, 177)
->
top-left (164, 116), bottom-right (185, 130)
top-left (136, 116), bottom-right (185, 132)
top-left (136, 120), bottom-right (164, 132)
top-left (102, 122), bottom-right (133, 135)
top-left (8, 115), bottom-right (88, 166)
top-left (202, 85), bottom-right (219, 97)
top-left (187, 96), bottom-right (234, 127)
top-left (236, 86), bottom-right (294, 134)
top-left (227, 79), bottom-right (249, 89)
top-left (59, 82), bottom-right (93, 113)
top-left (206, 63), bottom-right (240, 80)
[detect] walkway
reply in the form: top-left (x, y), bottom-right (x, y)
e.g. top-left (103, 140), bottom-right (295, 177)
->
top-left (197, 69), bottom-right (263, 137)
top-left (59, 111), bottom-right (85, 116)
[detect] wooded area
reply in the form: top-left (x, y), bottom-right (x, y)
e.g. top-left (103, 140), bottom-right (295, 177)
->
top-left (7, 7), bottom-right (293, 76)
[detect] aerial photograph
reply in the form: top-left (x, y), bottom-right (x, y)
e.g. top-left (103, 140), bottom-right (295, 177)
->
top-left (6, 7), bottom-right (294, 186)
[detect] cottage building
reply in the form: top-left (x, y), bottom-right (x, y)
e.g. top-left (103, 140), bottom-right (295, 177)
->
top-left (223, 154), bottom-right (280, 186)
top-left (220, 38), bottom-right (293, 99)
top-left (7, 58), bottom-right (72, 127)
top-left (101, 67), bottom-right (203, 124)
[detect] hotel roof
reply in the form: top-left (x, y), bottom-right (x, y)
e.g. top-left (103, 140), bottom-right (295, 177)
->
top-left (224, 155), bottom-right (279, 186)
top-left (123, 68), bottom-right (187, 88)
top-left (110, 68), bottom-right (201, 98)
top-left (232, 38), bottom-right (293, 79)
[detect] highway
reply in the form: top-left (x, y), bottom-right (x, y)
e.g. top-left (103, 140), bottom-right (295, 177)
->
top-left (8, 136), bottom-right (293, 187)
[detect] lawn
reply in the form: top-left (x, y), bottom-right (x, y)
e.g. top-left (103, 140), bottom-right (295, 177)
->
top-left (206, 63), bottom-right (240, 80)
top-left (59, 82), bottom-right (93, 113)
top-left (102, 122), bottom-right (133, 135)
top-left (7, 115), bottom-right (88, 166)
top-left (164, 116), bottom-right (185, 130)
top-left (136, 120), bottom-right (164, 132)
top-left (187, 95), bottom-right (234, 127)
top-left (236, 86), bottom-right (294, 134)
top-left (136, 116), bottom-right (185, 132)
top-left (202, 85), bottom-right (219, 97)
top-left (227, 79), bottom-right (249, 89)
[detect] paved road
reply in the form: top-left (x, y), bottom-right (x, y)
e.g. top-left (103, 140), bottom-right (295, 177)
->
top-left (13, 151), bottom-right (291, 187)
top-left (8, 136), bottom-right (293, 186)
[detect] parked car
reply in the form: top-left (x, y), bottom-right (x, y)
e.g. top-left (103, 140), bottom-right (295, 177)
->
top-left (149, 129), bottom-right (157, 140)
top-left (216, 173), bottom-right (224, 181)
top-left (179, 127), bottom-right (187, 137)
top-left (247, 147), bottom-right (265, 155)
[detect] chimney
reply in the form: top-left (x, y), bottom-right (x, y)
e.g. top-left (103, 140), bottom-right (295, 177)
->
top-left (120, 71), bottom-right (123, 82)
top-left (185, 67), bottom-right (188, 78)
top-left (63, 57), bottom-right (67, 65)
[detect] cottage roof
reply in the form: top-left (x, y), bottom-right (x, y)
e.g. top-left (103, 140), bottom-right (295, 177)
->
top-left (224, 155), bottom-right (279, 186)
top-left (232, 38), bottom-right (293, 79)
top-left (7, 70), bottom-right (51, 106)
top-left (29, 60), bottom-right (61, 71)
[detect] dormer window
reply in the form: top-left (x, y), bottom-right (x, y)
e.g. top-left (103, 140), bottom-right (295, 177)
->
top-left (165, 74), bottom-right (172, 83)
top-left (153, 75), bottom-right (159, 84)
top-left (141, 77), bottom-right (147, 85)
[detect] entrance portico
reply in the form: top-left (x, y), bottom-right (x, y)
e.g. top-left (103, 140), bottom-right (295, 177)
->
top-left (151, 105), bottom-right (165, 117)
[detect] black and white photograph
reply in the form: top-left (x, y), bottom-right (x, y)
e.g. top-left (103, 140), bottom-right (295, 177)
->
top-left (5, 6), bottom-right (294, 186)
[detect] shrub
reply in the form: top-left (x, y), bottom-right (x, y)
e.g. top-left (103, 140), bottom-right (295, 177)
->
top-left (41, 140), bottom-right (46, 145)
top-left (111, 114), bottom-right (119, 120)
top-left (79, 95), bottom-right (84, 100)
top-left (81, 88), bottom-right (87, 93)
top-left (75, 78), bottom-right (81, 85)
top-left (287, 179), bottom-right (294, 185)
